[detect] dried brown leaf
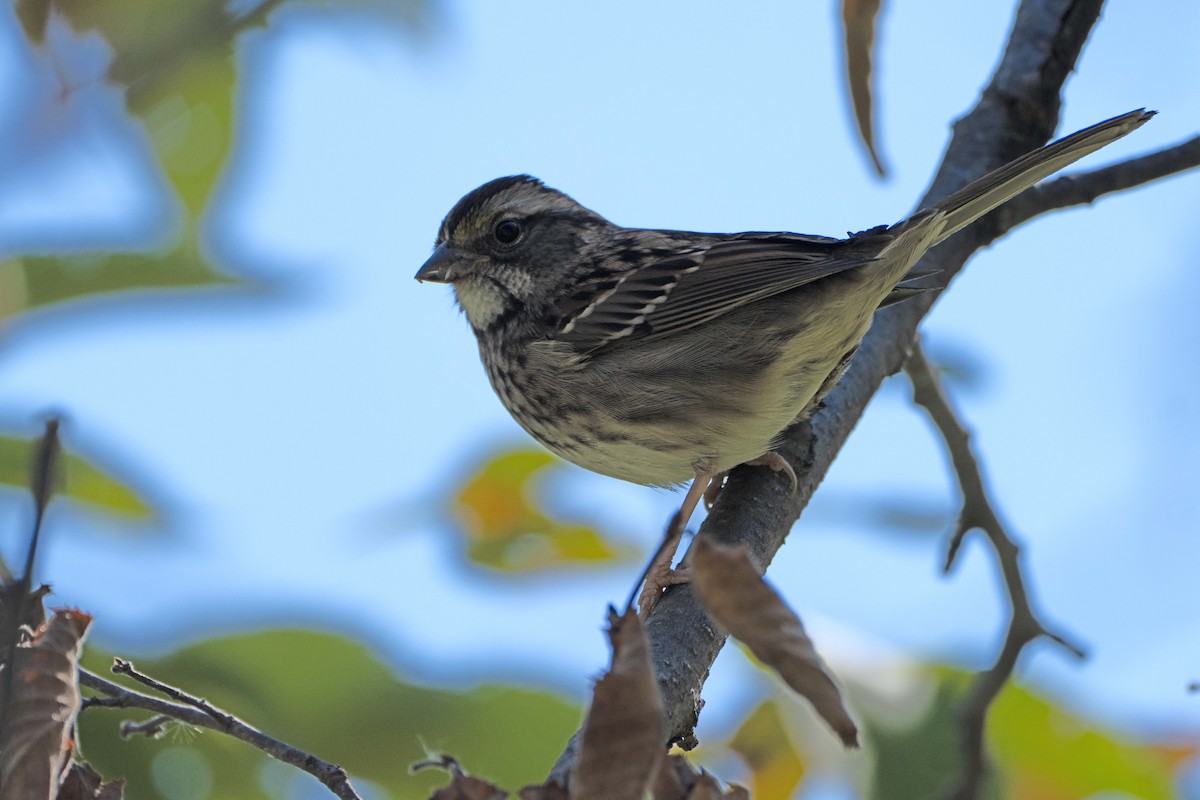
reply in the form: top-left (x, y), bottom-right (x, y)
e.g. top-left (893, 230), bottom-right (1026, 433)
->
top-left (0, 609), bottom-right (92, 800)
top-left (516, 781), bottom-right (568, 800)
top-left (691, 538), bottom-right (858, 747)
top-left (651, 754), bottom-right (689, 800)
top-left (571, 607), bottom-right (666, 800)
top-left (427, 774), bottom-right (508, 800)
top-left (841, 0), bottom-right (886, 175)
top-left (651, 756), bottom-right (748, 800)
top-left (56, 761), bottom-right (125, 800)
top-left (1, 583), bottom-right (50, 664)
top-left (412, 755), bottom-right (508, 800)
top-left (684, 772), bottom-right (726, 800)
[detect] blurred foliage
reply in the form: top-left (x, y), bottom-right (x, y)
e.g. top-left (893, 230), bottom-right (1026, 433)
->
top-left (0, 0), bottom-right (434, 510)
top-left (864, 670), bottom-right (997, 800)
top-left (447, 447), bottom-right (637, 572)
top-left (9, 0), bottom-right (252, 321)
top-left (989, 679), bottom-right (1195, 800)
top-left (2, 249), bottom-right (237, 324)
top-left (726, 699), bottom-right (806, 800)
top-left (0, 433), bottom-right (151, 518)
top-left (3, 0), bottom-right (430, 326)
top-left (77, 629), bottom-right (580, 800)
top-left (861, 667), bottom-right (1194, 800)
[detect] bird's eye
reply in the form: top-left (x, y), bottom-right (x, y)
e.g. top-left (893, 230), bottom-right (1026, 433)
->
top-left (493, 219), bottom-right (522, 245)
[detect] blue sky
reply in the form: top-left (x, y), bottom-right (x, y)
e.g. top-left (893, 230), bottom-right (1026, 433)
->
top-left (1, 0), bottom-right (1198, 778)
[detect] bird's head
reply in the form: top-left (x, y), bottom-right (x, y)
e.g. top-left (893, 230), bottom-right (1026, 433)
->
top-left (416, 175), bottom-right (610, 333)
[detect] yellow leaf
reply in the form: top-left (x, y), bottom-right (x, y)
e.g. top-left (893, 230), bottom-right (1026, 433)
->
top-left (450, 447), bottom-right (634, 572)
top-left (727, 700), bottom-right (806, 800)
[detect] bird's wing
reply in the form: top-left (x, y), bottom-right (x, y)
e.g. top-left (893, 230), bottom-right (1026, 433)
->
top-left (552, 231), bottom-right (882, 351)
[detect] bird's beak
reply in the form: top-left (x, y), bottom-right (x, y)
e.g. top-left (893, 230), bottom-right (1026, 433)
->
top-left (415, 245), bottom-right (468, 284)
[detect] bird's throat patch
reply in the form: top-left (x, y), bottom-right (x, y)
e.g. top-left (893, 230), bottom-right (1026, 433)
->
top-left (455, 275), bottom-right (510, 332)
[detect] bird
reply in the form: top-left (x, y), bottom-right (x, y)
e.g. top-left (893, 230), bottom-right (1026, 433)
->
top-left (416, 109), bottom-right (1152, 613)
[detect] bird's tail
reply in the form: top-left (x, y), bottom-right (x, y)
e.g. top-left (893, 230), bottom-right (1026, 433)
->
top-left (926, 108), bottom-right (1154, 243)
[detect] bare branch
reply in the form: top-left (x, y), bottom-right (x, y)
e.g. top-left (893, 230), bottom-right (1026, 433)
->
top-left (993, 135), bottom-right (1200, 235)
top-left (905, 339), bottom-right (1084, 800)
top-left (119, 714), bottom-right (174, 739)
top-left (111, 658), bottom-right (234, 728)
top-left (79, 666), bottom-right (363, 800)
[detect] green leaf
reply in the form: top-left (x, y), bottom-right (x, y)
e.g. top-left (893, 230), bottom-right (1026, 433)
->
top-left (30, 0), bottom-right (427, 225)
top-left (4, 0), bottom-right (431, 325)
top-left (22, 1), bottom-right (241, 219)
top-left (0, 435), bottom-right (153, 518)
top-left (14, 0), bottom-right (52, 44)
top-left (860, 669), bottom-right (1000, 800)
top-left (5, 0), bottom-right (246, 323)
top-left (990, 682), bottom-right (1195, 800)
top-left (859, 666), bottom-right (1196, 800)
top-left (4, 244), bottom-right (235, 322)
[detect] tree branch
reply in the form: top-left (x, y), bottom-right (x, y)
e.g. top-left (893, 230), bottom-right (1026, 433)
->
top-left (550, 0), bottom-right (1173, 783)
top-left (110, 657), bottom-right (235, 728)
top-left (79, 664), bottom-right (364, 800)
top-left (904, 339), bottom-right (1084, 800)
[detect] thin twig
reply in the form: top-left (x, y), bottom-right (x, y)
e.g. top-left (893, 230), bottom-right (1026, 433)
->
top-left (905, 339), bottom-right (1084, 800)
top-left (119, 715), bottom-right (174, 739)
top-left (79, 667), bottom-right (364, 800)
top-left (112, 658), bottom-right (233, 727)
top-left (25, 417), bottom-right (60, 584)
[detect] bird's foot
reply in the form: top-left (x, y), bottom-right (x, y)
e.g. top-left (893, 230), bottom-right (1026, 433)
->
top-left (635, 473), bottom-right (712, 618)
top-left (637, 564), bottom-right (692, 620)
top-left (699, 453), bottom-right (797, 514)
top-left (745, 450), bottom-right (798, 492)
top-left (634, 457), bottom-right (793, 618)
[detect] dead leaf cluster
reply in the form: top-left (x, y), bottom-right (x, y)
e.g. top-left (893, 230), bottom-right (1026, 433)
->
top-left (421, 551), bottom-right (857, 800)
top-left (0, 602), bottom-right (121, 800)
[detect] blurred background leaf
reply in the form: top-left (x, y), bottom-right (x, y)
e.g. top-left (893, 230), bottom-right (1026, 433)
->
top-left (990, 681), bottom-right (1195, 800)
top-left (3, 247), bottom-right (236, 323)
top-left (860, 669), bottom-right (996, 800)
top-left (10, 0), bottom-right (251, 318)
top-left (726, 699), bottom-right (806, 800)
top-left (449, 447), bottom-right (637, 572)
top-left (841, 0), bottom-right (886, 176)
top-left (3, 0), bottom-right (437, 327)
top-left (0, 433), bottom-right (151, 518)
top-left (855, 666), bottom-right (1193, 800)
top-left (0, 0), bottom-right (437, 535)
